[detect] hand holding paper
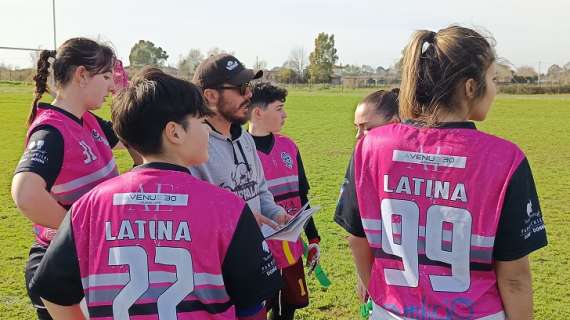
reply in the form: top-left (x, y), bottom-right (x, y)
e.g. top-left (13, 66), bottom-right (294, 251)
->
top-left (261, 203), bottom-right (320, 242)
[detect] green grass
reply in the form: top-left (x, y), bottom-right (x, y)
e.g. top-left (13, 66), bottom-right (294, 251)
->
top-left (1, 84), bottom-right (568, 319)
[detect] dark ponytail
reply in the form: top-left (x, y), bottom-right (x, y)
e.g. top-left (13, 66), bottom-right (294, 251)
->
top-left (29, 50), bottom-right (56, 125)
top-left (28, 38), bottom-right (116, 127)
top-left (359, 88), bottom-right (400, 122)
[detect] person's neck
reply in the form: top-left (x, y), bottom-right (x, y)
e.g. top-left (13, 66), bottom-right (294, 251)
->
top-left (142, 153), bottom-right (188, 168)
top-left (207, 114), bottom-right (232, 137)
top-left (248, 123), bottom-right (271, 137)
top-left (436, 111), bottom-right (469, 123)
top-left (52, 89), bottom-right (88, 120)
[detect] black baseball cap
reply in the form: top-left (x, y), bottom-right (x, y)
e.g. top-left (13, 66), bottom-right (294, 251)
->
top-left (192, 54), bottom-right (263, 89)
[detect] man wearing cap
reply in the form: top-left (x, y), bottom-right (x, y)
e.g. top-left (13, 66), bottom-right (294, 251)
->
top-left (190, 54), bottom-right (290, 227)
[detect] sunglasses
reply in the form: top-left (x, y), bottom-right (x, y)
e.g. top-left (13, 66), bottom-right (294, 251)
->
top-left (215, 82), bottom-right (251, 96)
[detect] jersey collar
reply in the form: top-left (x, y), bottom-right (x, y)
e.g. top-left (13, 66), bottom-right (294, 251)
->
top-left (251, 133), bottom-right (275, 154)
top-left (38, 103), bottom-right (83, 126)
top-left (135, 162), bottom-right (191, 174)
top-left (403, 120), bottom-right (477, 130)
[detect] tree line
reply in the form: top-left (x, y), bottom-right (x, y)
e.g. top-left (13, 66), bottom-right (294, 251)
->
top-left (128, 34), bottom-right (570, 85)
top-left (1, 33), bottom-right (569, 86)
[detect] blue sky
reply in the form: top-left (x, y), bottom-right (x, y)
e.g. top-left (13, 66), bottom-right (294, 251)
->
top-left (1, 0), bottom-right (568, 71)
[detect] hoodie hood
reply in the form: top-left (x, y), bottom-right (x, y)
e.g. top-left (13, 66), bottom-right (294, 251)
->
top-left (206, 122), bottom-right (251, 172)
top-left (189, 122), bottom-right (284, 219)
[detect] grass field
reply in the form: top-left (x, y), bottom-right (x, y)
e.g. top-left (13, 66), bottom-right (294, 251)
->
top-left (1, 83), bottom-right (568, 319)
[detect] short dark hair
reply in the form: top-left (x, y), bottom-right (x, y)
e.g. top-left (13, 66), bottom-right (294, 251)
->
top-left (250, 82), bottom-right (288, 109)
top-left (360, 88), bottom-right (400, 121)
top-left (112, 67), bottom-right (213, 155)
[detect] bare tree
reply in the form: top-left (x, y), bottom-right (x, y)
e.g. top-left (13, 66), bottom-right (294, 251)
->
top-left (516, 66), bottom-right (538, 78)
top-left (496, 63), bottom-right (514, 83)
top-left (29, 50), bottom-right (41, 68)
top-left (361, 64), bottom-right (374, 75)
top-left (287, 47), bottom-right (307, 78)
top-left (253, 56), bottom-right (268, 70)
top-left (207, 47), bottom-right (235, 57)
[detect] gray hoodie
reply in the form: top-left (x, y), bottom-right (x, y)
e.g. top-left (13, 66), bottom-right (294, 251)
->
top-left (189, 123), bottom-right (284, 219)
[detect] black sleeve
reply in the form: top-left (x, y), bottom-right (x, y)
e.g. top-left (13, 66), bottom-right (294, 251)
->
top-left (222, 205), bottom-right (282, 308)
top-left (493, 158), bottom-right (548, 261)
top-left (14, 125), bottom-right (64, 191)
top-left (297, 151), bottom-right (320, 240)
top-left (297, 151), bottom-right (310, 196)
top-left (94, 113), bottom-right (119, 148)
top-left (29, 210), bottom-right (84, 305)
top-left (333, 153), bottom-right (365, 237)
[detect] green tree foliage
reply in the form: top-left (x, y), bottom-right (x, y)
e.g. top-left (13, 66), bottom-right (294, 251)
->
top-left (308, 33), bottom-right (338, 83)
top-left (276, 67), bottom-right (298, 84)
top-left (129, 40), bottom-right (169, 67)
top-left (177, 48), bottom-right (204, 79)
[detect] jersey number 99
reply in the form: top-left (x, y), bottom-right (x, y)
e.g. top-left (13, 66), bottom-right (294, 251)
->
top-left (380, 199), bottom-right (472, 293)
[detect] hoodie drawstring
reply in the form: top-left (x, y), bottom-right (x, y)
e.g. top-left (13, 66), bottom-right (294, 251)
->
top-left (227, 138), bottom-right (240, 166)
top-left (236, 140), bottom-right (251, 172)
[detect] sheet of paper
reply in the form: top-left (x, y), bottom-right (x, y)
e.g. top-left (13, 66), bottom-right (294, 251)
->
top-left (261, 204), bottom-right (320, 242)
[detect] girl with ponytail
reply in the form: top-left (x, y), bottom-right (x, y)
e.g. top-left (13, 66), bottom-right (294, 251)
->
top-left (11, 38), bottom-right (128, 319)
top-left (341, 26), bottom-right (547, 319)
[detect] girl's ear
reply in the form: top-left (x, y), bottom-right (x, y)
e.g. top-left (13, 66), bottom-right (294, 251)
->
top-left (464, 78), bottom-right (477, 100)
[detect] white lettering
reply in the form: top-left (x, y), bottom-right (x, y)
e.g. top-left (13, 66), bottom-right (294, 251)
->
top-left (149, 220), bottom-right (156, 240)
top-left (426, 179), bottom-right (433, 198)
top-left (395, 176), bottom-right (412, 195)
top-left (158, 221), bottom-right (173, 240)
top-left (118, 221), bottom-right (135, 240)
top-left (134, 220), bottom-right (146, 239)
top-left (384, 175), bottom-right (394, 193)
top-left (105, 220), bottom-right (191, 242)
top-left (174, 222), bottom-right (191, 241)
top-left (451, 183), bottom-right (468, 203)
top-left (434, 181), bottom-right (450, 200)
top-left (381, 175), bottom-right (468, 204)
top-left (105, 221), bottom-right (116, 240)
top-left (412, 177), bottom-right (424, 196)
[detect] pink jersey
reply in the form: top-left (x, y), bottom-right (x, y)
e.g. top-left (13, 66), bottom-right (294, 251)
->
top-left (27, 108), bottom-right (118, 245)
top-left (257, 135), bottom-right (304, 267)
top-left (354, 123), bottom-right (525, 320)
top-left (113, 59), bottom-right (129, 90)
top-left (72, 166), bottom-right (247, 319)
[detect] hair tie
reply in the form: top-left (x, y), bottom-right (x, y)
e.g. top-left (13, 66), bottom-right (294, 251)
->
top-left (426, 31), bottom-right (436, 44)
top-left (421, 32), bottom-right (437, 54)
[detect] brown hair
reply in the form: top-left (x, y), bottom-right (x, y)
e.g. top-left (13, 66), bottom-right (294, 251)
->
top-left (360, 88), bottom-right (400, 121)
top-left (399, 26), bottom-right (495, 126)
top-left (112, 67), bottom-right (213, 155)
top-left (30, 38), bottom-right (116, 125)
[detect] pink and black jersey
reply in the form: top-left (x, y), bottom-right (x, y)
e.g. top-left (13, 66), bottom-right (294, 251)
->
top-left (255, 134), bottom-right (304, 267)
top-left (252, 134), bottom-right (320, 268)
top-left (346, 122), bottom-right (547, 320)
top-left (30, 163), bottom-right (281, 319)
top-left (20, 103), bottom-right (118, 245)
